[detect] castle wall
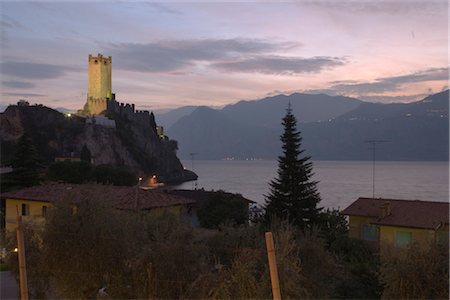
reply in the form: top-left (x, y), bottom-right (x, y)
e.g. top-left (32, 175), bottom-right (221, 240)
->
top-left (85, 98), bottom-right (108, 115)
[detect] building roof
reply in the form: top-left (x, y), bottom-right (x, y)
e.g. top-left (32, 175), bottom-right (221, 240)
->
top-left (1, 183), bottom-right (195, 210)
top-left (341, 197), bottom-right (449, 230)
top-left (169, 189), bottom-right (256, 205)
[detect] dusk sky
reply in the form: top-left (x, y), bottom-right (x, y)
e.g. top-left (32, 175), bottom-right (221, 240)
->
top-left (1, 1), bottom-right (448, 111)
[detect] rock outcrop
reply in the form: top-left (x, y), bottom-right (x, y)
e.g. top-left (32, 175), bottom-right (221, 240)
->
top-left (0, 104), bottom-right (196, 183)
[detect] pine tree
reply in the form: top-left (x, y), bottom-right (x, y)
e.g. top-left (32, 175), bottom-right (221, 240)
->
top-left (264, 105), bottom-right (321, 229)
top-left (10, 132), bottom-right (41, 187)
top-left (80, 144), bottom-right (92, 163)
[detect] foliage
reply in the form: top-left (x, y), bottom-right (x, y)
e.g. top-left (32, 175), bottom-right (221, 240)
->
top-left (42, 191), bottom-right (134, 298)
top-left (46, 162), bottom-right (137, 186)
top-left (5, 224), bottom-right (50, 298)
top-left (318, 208), bottom-right (349, 246)
top-left (80, 144), bottom-right (92, 163)
top-left (331, 236), bottom-right (381, 299)
top-left (264, 105), bottom-right (321, 229)
top-left (295, 228), bottom-right (338, 298)
top-left (7, 132), bottom-right (42, 188)
top-left (379, 244), bottom-right (449, 299)
top-left (197, 191), bottom-right (249, 229)
top-left (92, 164), bottom-right (137, 186)
top-left (47, 161), bottom-right (93, 183)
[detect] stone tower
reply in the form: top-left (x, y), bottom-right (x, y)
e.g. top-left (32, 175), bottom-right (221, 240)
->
top-left (88, 53), bottom-right (112, 100)
top-left (80, 53), bottom-right (113, 116)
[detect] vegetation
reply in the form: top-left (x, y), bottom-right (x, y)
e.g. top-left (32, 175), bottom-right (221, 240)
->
top-left (1, 132), bottom-right (42, 192)
top-left (5, 187), bottom-right (446, 299)
top-left (197, 191), bottom-right (249, 229)
top-left (46, 161), bottom-right (137, 186)
top-left (264, 105), bottom-right (321, 229)
top-left (80, 144), bottom-right (92, 163)
top-left (380, 244), bottom-right (449, 299)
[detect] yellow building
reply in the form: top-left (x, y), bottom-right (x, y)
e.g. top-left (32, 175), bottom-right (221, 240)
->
top-left (1, 184), bottom-right (198, 231)
top-left (342, 198), bottom-right (449, 250)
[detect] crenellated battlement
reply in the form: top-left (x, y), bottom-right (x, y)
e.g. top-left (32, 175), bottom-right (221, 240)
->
top-left (80, 54), bottom-right (156, 131)
top-left (106, 99), bottom-right (156, 130)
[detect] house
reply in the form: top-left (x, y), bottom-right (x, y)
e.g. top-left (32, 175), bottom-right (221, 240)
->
top-left (342, 197), bottom-right (449, 250)
top-left (1, 183), bottom-right (198, 231)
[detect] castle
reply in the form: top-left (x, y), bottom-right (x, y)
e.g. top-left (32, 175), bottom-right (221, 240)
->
top-left (79, 53), bottom-right (159, 133)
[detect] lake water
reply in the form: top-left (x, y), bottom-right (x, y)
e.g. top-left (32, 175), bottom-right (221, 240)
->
top-left (173, 160), bottom-right (449, 209)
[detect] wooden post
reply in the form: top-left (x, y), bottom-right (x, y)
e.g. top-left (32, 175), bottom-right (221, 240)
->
top-left (265, 232), bottom-right (281, 300)
top-left (16, 213), bottom-right (29, 300)
top-left (147, 262), bottom-right (153, 300)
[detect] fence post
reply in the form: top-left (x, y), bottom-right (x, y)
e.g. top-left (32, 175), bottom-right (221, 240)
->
top-left (16, 211), bottom-right (29, 300)
top-left (265, 231), bottom-right (281, 300)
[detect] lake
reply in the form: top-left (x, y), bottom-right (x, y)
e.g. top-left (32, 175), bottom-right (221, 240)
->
top-left (173, 160), bottom-right (449, 209)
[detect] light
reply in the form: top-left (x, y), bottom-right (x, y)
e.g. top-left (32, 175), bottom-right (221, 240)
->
top-left (66, 113), bottom-right (72, 118)
top-left (13, 248), bottom-right (18, 252)
top-left (139, 177), bottom-right (143, 181)
top-left (152, 175), bottom-right (156, 179)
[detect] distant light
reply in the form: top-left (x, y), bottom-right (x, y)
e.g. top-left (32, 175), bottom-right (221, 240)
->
top-left (13, 248), bottom-right (18, 252)
top-left (139, 177), bottom-right (143, 181)
top-left (152, 175), bottom-right (156, 179)
top-left (67, 113), bottom-right (72, 117)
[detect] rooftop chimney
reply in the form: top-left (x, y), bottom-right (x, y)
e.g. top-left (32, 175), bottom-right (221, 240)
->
top-left (379, 201), bottom-right (391, 218)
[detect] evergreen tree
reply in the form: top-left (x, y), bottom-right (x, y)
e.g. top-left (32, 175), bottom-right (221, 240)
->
top-left (264, 105), bottom-right (321, 229)
top-left (9, 132), bottom-right (41, 187)
top-left (80, 144), bottom-right (91, 163)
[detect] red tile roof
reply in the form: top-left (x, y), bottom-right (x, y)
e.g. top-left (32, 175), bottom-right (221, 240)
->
top-left (1, 183), bottom-right (195, 210)
top-left (342, 197), bottom-right (449, 230)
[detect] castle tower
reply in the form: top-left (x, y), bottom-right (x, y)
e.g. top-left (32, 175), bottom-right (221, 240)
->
top-left (80, 53), bottom-right (113, 116)
top-left (88, 53), bottom-right (112, 100)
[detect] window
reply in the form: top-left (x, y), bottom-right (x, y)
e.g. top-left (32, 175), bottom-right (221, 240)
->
top-left (42, 206), bottom-right (48, 218)
top-left (395, 231), bottom-right (412, 247)
top-left (21, 204), bottom-right (30, 216)
top-left (436, 230), bottom-right (448, 247)
top-left (362, 224), bottom-right (379, 241)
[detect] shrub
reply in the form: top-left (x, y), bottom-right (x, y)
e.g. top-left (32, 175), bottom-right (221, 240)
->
top-left (197, 191), bottom-right (248, 229)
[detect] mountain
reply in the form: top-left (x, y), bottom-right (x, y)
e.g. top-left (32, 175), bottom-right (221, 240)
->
top-left (168, 91), bottom-right (449, 161)
top-left (222, 93), bottom-right (362, 125)
top-left (154, 106), bottom-right (198, 129)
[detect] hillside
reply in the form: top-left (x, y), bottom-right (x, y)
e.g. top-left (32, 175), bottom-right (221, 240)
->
top-left (0, 104), bottom-right (196, 183)
top-left (168, 91), bottom-right (449, 161)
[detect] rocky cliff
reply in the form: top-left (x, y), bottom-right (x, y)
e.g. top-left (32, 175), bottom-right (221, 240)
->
top-left (0, 104), bottom-right (196, 183)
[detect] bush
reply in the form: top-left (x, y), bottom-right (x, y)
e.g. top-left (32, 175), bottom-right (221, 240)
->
top-left (47, 161), bottom-right (93, 183)
top-left (197, 191), bottom-right (249, 229)
top-left (380, 244), bottom-right (449, 299)
top-left (92, 164), bottom-right (137, 186)
top-left (46, 162), bottom-right (137, 186)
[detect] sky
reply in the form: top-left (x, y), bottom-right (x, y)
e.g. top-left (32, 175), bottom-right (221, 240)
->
top-left (0, 0), bottom-right (448, 111)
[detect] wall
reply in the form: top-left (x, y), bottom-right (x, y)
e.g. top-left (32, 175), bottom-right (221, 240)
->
top-left (4, 198), bottom-right (49, 231)
top-left (348, 215), bottom-right (373, 239)
top-left (379, 225), bottom-right (435, 248)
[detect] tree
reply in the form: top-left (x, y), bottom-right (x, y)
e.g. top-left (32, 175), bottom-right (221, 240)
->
top-left (264, 105), bottom-right (321, 229)
top-left (47, 161), bottom-right (93, 183)
top-left (80, 144), bottom-right (92, 163)
top-left (8, 132), bottom-right (41, 187)
top-left (197, 191), bottom-right (249, 229)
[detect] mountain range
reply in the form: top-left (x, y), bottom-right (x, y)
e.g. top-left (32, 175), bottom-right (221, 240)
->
top-left (155, 91), bottom-right (449, 161)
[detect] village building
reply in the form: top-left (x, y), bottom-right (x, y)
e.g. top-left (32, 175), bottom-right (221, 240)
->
top-left (1, 184), bottom-right (199, 231)
top-left (342, 197), bottom-right (449, 251)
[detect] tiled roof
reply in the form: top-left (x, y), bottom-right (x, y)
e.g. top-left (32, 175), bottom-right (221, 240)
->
top-left (1, 183), bottom-right (195, 210)
top-left (170, 189), bottom-right (256, 204)
top-left (342, 197), bottom-right (449, 230)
